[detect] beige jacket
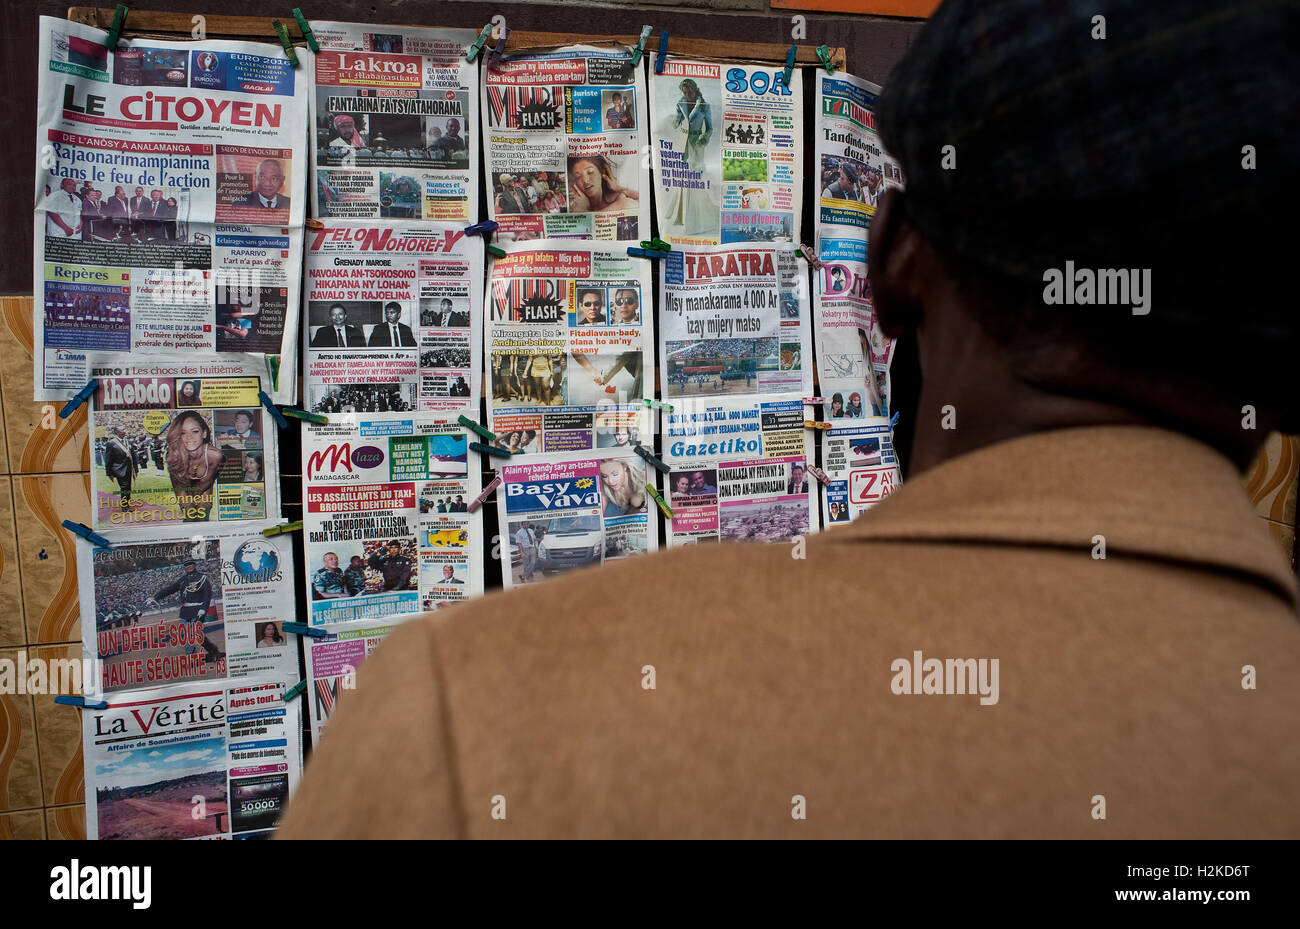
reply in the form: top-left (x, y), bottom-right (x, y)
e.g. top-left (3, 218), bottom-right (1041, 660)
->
top-left (278, 427), bottom-right (1299, 838)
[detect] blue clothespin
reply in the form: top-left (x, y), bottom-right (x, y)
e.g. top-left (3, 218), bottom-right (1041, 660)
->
top-left (291, 9), bottom-right (319, 52)
top-left (63, 520), bottom-right (112, 550)
top-left (59, 380), bottom-right (98, 419)
top-left (655, 31), bottom-right (669, 74)
top-left (105, 4), bottom-right (128, 52)
top-left (272, 20), bottom-right (299, 67)
top-left (464, 219), bottom-right (499, 237)
top-left (258, 391), bottom-right (290, 430)
top-left (628, 246), bottom-right (670, 260)
top-left (783, 46), bottom-right (797, 88)
top-left (633, 443), bottom-right (670, 475)
top-left (466, 24), bottom-right (492, 63)
top-left (55, 695), bottom-right (110, 710)
top-left (890, 411), bottom-right (900, 429)
top-left (470, 441), bottom-right (511, 459)
top-left (489, 24), bottom-right (510, 65)
top-left (283, 622), bottom-right (327, 639)
top-left (816, 45), bottom-right (835, 75)
top-left (630, 26), bottom-right (652, 67)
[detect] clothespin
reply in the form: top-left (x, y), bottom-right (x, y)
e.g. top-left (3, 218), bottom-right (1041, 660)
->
top-left (467, 476), bottom-right (502, 513)
top-left (645, 482), bottom-right (673, 519)
top-left (783, 46), bottom-right (797, 88)
top-left (806, 464), bottom-right (831, 485)
top-left (633, 443), bottom-right (670, 475)
top-left (283, 622), bottom-right (327, 639)
top-left (55, 695), bottom-right (110, 710)
top-left (486, 244), bottom-right (506, 258)
top-left (63, 520), bottom-right (112, 550)
top-left (816, 45), bottom-right (835, 75)
top-left (291, 9), bottom-right (319, 52)
top-left (281, 680), bottom-right (308, 702)
top-left (458, 414), bottom-right (497, 442)
top-left (628, 246), bottom-right (670, 260)
top-left (890, 411), bottom-right (900, 429)
top-left (262, 520), bottom-right (303, 538)
top-left (804, 420), bottom-right (833, 431)
top-left (464, 220), bottom-right (499, 237)
top-left (59, 380), bottom-right (99, 419)
top-left (799, 244), bottom-right (823, 269)
top-left (282, 407), bottom-right (329, 425)
top-left (630, 26), bottom-right (652, 67)
top-left (105, 4), bottom-right (128, 52)
top-left (305, 217), bottom-right (324, 229)
top-left (470, 441), bottom-right (510, 458)
top-left (466, 25), bottom-right (493, 63)
top-left (802, 396), bottom-right (828, 405)
top-left (489, 24), bottom-right (510, 65)
top-left (257, 390), bottom-right (290, 430)
top-left (655, 31), bottom-right (669, 74)
top-left (272, 20), bottom-right (299, 67)
top-left (639, 237), bottom-right (671, 252)
top-left (641, 398), bottom-right (674, 412)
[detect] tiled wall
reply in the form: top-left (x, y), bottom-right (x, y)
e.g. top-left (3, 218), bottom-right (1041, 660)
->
top-left (0, 294), bottom-right (1295, 840)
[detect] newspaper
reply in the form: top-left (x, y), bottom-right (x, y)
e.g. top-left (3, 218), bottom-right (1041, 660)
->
top-left (483, 44), bottom-right (648, 241)
top-left (77, 520), bottom-right (297, 696)
top-left (308, 22), bottom-right (480, 222)
top-left (659, 243), bottom-right (812, 400)
top-left (33, 17), bottom-right (310, 402)
top-left (302, 412), bottom-right (484, 624)
top-left (649, 58), bottom-right (802, 247)
top-left (812, 71), bottom-right (904, 417)
top-left (497, 449), bottom-right (658, 590)
top-left (87, 354), bottom-right (279, 530)
top-left (660, 394), bottom-right (810, 466)
top-left (83, 675), bottom-right (303, 839)
top-left (821, 418), bottom-right (901, 525)
top-left (485, 241), bottom-right (654, 454)
top-left (302, 620), bottom-right (402, 744)
top-left (303, 220), bottom-right (483, 412)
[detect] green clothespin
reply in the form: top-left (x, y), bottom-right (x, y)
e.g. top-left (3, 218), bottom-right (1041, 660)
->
top-left (272, 20), bottom-right (299, 67)
top-left (487, 244), bottom-right (506, 258)
top-left (640, 237), bottom-right (671, 252)
top-left (105, 4), bottom-right (128, 52)
top-left (292, 9), bottom-right (319, 53)
top-left (281, 680), bottom-right (308, 702)
top-left (282, 407), bottom-right (329, 425)
top-left (783, 46), bottom-right (797, 88)
top-left (816, 45), bottom-right (834, 75)
top-left (466, 25), bottom-right (493, 63)
top-left (630, 26), bottom-right (652, 67)
top-left (263, 520), bottom-right (304, 538)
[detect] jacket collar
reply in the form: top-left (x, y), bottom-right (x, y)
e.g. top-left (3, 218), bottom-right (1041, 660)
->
top-left (835, 426), bottom-right (1297, 607)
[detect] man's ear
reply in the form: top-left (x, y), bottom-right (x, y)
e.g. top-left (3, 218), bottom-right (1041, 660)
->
top-left (868, 188), bottom-right (922, 339)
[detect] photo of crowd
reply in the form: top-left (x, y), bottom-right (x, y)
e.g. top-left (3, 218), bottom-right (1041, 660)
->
top-left (490, 352), bottom-right (567, 406)
top-left (43, 178), bottom-right (188, 243)
top-left (819, 154), bottom-right (886, 207)
top-left (421, 347), bottom-right (472, 368)
top-left (493, 171), bottom-right (567, 215)
top-left (311, 385), bottom-right (415, 413)
top-left (663, 337), bottom-right (780, 396)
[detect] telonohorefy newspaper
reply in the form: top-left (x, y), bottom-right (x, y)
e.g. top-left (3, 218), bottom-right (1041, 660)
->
top-left (34, 16), bottom-right (311, 402)
top-left (308, 21), bottom-right (480, 223)
top-left (303, 220), bottom-right (483, 413)
top-left (483, 43), bottom-right (649, 241)
top-left (649, 57), bottom-right (802, 247)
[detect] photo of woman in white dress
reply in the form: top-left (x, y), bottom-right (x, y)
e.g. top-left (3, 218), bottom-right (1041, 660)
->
top-left (661, 78), bottom-right (719, 239)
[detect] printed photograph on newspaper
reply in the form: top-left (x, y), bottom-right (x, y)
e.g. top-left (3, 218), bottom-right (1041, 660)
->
top-left (665, 454), bottom-right (817, 546)
top-left (77, 520), bottom-right (297, 696)
top-left (87, 353), bottom-right (280, 530)
top-left (820, 418), bottom-right (901, 525)
top-left (82, 676), bottom-right (302, 839)
top-left (649, 58), bottom-right (801, 247)
top-left (308, 21), bottom-right (481, 222)
top-left (33, 17), bottom-right (310, 401)
top-left (483, 44), bottom-right (648, 241)
top-left (486, 241), bottom-right (654, 454)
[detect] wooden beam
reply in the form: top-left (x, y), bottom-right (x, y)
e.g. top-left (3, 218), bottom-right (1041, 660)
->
top-left (67, 8), bottom-right (845, 69)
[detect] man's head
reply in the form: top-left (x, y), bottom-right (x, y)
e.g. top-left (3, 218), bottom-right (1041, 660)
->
top-left (183, 559), bottom-right (197, 574)
top-left (691, 471), bottom-right (708, 490)
top-left (387, 541), bottom-right (402, 556)
top-left (255, 159), bottom-right (285, 199)
top-left (442, 564), bottom-right (455, 579)
top-left (328, 304), bottom-right (347, 326)
top-left (610, 92), bottom-right (624, 110)
top-left (323, 552), bottom-right (338, 570)
top-left (871, 0), bottom-right (1297, 473)
top-left (445, 118), bottom-right (460, 136)
top-left (233, 410), bottom-right (253, 434)
top-left (383, 302), bottom-right (402, 323)
top-left (114, 186), bottom-right (125, 198)
top-left (791, 465), bottom-right (805, 485)
top-left (60, 178), bottom-right (77, 195)
top-left (134, 186), bottom-right (144, 197)
top-left (440, 298), bottom-right (453, 312)
top-left (151, 189), bottom-right (162, 201)
top-left (578, 289), bottom-right (603, 321)
top-left (333, 114), bottom-right (357, 140)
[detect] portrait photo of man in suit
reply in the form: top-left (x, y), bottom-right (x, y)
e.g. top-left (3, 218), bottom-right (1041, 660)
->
top-left (367, 301), bottom-right (417, 347)
top-left (240, 158), bottom-right (291, 210)
top-left (310, 304), bottom-right (366, 348)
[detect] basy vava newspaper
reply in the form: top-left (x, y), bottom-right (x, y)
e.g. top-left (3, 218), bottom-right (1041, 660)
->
top-left (87, 353), bottom-right (280, 530)
top-left (309, 21), bottom-right (480, 222)
top-left (77, 520), bottom-right (298, 695)
top-left (486, 241), bottom-right (654, 454)
top-left (303, 220), bottom-right (483, 412)
top-left (34, 16), bottom-right (311, 402)
top-left (649, 58), bottom-right (802, 247)
top-left (82, 675), bottom-right (302, 839)
top-left (483, 44), bottom-right (648, 241)
top-left (497, 448), bottom-right (658, 591)
top-left (303, 412), bottom-right (484, 624)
